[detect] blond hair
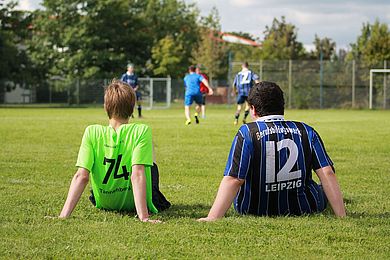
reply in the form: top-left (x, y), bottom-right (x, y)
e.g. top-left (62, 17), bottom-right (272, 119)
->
top-left (104, 79), bottom-right (135, 119)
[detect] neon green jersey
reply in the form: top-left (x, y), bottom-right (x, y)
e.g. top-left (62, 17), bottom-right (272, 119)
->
top-left (76, 123), bottom-right (157, 213)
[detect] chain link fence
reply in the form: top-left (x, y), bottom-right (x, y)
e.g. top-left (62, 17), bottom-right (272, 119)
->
top-left (229, 60), bottom-right (389, 109)
top-left (1, 60), bottom-right (389, 109)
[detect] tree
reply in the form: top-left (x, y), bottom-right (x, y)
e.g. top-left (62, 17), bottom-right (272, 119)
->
top-left (29, 0), bottom-right (150, 81)
top-left (0, 0), bottom-right (33, 82)
top-left (145, 0), bottom-right (200, 77)
top-left (348, 20), bottom-right (390, 66)
top-left (191, 6), bottom-right (226, 81)
top-left (347, 20), bottom-right (390, 107)
top-left (311, 34), bottom-right (336, 60)
top-left (149, 35), bottom-right (183, 77)
top-left (261, 16), bottom-right (306, 60)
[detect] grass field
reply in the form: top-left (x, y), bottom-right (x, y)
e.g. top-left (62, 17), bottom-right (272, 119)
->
top-left (1, 106), bottom-right (390, 259)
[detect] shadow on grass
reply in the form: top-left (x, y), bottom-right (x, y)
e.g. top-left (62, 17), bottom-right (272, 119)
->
top-left (98, 203), bottom-right (210, 219)
top-left (157, 203), bottom-right (210, 219)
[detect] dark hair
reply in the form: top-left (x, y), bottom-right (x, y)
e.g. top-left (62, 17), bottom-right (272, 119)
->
top-left (242, 61), bottom-right (249, 68)
top-left (188, 65), bottom-right (196, 72)
top-left (247, 81), bottom-right (284, 117)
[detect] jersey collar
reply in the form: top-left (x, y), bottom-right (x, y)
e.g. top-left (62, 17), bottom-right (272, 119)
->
top-left (256, 115), bottom-right (285, 122)
top-left (126, 71), bottom-right (134, 76)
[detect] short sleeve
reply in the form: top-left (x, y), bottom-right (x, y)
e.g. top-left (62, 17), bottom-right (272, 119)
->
top-left (252, 72), bottom-right (259, 81)
top-left (120, 74), bottom-right (125, 81)
top-left (132, 126), bottom-right (153, 167)
top-left (198, 74), bottom-right (204, 82)
top-left (312, 129), bottom-right (334, 172)
top-left (76, 127), bottom-right (94, 172)
top-left (224, 127), bottom-right (253, 179)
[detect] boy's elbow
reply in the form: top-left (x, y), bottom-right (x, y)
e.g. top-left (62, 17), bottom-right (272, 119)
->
top-left (74, 169), bottom-right (89, 184)
top-left (131, 170), bottom-right (145, 183)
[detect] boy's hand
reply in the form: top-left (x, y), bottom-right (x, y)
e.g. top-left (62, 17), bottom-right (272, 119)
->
top-left (140, 218), bottom-right (163, 224)
top-left (197, 217), bottom-right (217, 222)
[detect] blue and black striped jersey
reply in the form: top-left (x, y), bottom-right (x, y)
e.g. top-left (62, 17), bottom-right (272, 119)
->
top-left (224, 115), bottom-right (333, 216)
top-left (233, 69), bottom-right (259, 96)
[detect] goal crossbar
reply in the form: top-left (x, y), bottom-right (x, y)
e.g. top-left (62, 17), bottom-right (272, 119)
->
top-left (369, 69), bottom-right (390, 109)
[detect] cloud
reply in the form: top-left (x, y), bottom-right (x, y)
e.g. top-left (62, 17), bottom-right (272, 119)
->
top-left (186, 0), bottom-right (390, 47)
top-left (229, 0), bottom-right (258, 8)
top-left (14, 0), bottom-right (41, 10)
top-left (14, 0), bottom-right (390, 47)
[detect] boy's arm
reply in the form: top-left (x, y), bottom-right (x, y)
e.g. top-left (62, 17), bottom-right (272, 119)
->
top-left (315, 166), bottom-right (346, 217)
top-left (59, 168), bottom-right (90, 218)
top-left (201, 78), bottom-right (214, 95)
top-left (198, 176), bottom-right (244, 222)
top-left (131, 164), bottom-right (161, 223)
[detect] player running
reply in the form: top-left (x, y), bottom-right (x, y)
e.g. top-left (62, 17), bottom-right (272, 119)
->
top-left (59, 80), bottom-right (170, 222)
top-left (199, 81), bottom-right (346, 221)
top-left (121, 63), bottom-right (143, 118)
top-left (183, 65), bottom-right (213, 125)
top-left (195, 65), bottom-right (209, 119)
top-left (233, 62), bottom-right (260, 125)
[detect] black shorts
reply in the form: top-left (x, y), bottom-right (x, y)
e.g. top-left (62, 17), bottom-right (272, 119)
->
top-left (201, 94), bottom-right (206, 105)
top-left (135, 91), bottom-right (142, 101)
top-left (89, 163), bottom-right (171, 212)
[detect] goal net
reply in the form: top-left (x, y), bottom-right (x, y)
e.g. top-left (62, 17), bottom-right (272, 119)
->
top-left (138, 77), bottom-right (171, 110)
top-left (369, 69), bottom-right (390, 109)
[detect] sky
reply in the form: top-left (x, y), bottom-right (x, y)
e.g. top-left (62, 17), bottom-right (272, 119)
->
top-left (15, 0), bottom-right (390, 51)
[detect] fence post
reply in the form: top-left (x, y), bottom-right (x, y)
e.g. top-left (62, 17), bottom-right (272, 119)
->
top-left (67, 84), bottom-right (71, 106)
top-left (352, 60), bottom-right (356, 108)
top-left (319, 51), bottom-right (324, 109)
top-left (167, 76), bottom-right (171, 108)
top-left (49, 83), bottom-right (52, 104)
top-left (149, 78), bottom-right (153, 109)
top-left (288, 60), bottom-right (292, 109)
top-left (260, 59), bottom-right (263, 80)
top-left (369, 70), bottom-right (373, 109)
top-left (76, 78), bottom-right (80, 105)
top-left (227, 50), bottom-right (232, 105)
top-left (384, 60), bottom-right (387, 109)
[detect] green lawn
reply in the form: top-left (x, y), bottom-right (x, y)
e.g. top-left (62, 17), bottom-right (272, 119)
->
top-left (1, 106), bottom-right (390, 258)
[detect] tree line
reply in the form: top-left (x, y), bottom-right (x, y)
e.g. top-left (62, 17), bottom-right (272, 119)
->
top-left (1, 0), bottom-right (390, 85)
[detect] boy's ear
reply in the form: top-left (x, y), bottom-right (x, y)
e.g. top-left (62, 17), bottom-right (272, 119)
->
top-left (250, 105), bottom-right (258, 119)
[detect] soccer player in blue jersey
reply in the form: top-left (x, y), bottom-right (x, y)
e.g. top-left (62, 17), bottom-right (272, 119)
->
top-left (233, 62), bottom-right (260, 125)
top-left (199, 81), bottom-right (346, 221)
top-left (121, 63), bottom-right (142, 118)
top-left (183, 65), bottom-right (213, 125)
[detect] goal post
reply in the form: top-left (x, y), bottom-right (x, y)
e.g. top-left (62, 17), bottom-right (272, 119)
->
top-left (369, 69), bottom-right (390, 109)
top-left (138, 77), bottom-right (171, 110)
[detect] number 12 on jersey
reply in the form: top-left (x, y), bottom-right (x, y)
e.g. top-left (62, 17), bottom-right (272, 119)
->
top-left (102, 154), bottom-right (130, 184)
top-left (265, 139), bottom-right (302, 192)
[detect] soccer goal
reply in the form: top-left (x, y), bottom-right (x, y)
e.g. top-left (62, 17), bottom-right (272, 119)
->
top-left (369, 69), bottom-right (390, 109)
top-left (138, 77), bottom-right (171, 110)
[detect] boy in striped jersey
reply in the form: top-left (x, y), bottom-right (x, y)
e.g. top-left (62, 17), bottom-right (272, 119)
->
top-left (199, 81), bottom-right (346, 221)
top-left (233, 62), bottom-right (260, 125)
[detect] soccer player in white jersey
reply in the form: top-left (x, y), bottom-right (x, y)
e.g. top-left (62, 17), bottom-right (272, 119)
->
top-left (232, 62), bottom-right (260, 125)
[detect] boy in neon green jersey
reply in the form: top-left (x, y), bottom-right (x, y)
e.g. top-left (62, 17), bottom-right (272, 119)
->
top-left (59, 80), bottom-right (169, 222)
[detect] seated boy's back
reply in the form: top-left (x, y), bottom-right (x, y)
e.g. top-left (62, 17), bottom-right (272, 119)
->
top-left (59, 80), bottom-right (167, 222)
top-left (77, 123), bottom-right (156, 212)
